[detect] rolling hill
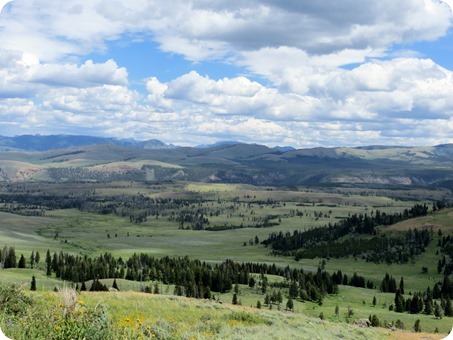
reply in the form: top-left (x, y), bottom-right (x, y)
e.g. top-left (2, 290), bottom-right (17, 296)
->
top-left (0, 135), bottom-right (452, 189)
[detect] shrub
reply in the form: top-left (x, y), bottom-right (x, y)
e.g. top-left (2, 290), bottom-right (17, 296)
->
top-left (0, 283), bottom-right (32, 316)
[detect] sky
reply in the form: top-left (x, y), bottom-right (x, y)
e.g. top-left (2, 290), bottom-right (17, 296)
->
top-left (0, 1), bottom-right (453, 148)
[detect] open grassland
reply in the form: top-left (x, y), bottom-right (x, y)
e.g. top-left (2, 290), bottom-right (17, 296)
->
top-left (1, 288), bottom-right (444, 340)
top-left (218, 283), bottom-right (453, 335)
top-left (0, 182), bottom-right (425, 259)
top-left (384, 208), bottom-right (453, 233)
top-left (0, 181), bottom-right (452, 337)
top-left (294, 231), bottom-right (445, 293)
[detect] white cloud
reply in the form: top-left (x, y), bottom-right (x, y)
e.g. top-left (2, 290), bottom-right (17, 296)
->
top-left (30, 59), bottom-right (128, 87)
top-left (0, 51), bottom-right (128, 99)
top-left (0, 1), bottom-right (453, 147)
top-left (1, 0), bottom-right (451, 63)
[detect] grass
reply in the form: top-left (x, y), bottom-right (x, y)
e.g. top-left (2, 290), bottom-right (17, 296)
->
top-left (0, 287), bottom-right (397, 339)
top-left (1, 286), bottom-right (448, 339)
top-left (384, 208), bottom-right (453, 233)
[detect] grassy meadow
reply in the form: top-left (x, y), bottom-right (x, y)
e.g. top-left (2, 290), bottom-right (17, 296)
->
top-left (1, 181), bottom-right (452, 338)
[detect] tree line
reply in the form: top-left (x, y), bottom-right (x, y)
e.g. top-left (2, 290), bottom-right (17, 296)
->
top-left (262, 203), bottom-right (435, 261)
top-left (29, 250), bottom-right (337, 302)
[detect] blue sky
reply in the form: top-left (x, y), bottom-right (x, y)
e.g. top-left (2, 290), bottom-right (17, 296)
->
top-left (0, 0), bottom-right (453, 148)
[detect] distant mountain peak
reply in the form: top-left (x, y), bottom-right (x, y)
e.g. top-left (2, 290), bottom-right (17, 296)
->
top-left (0, 134), bottom-right (171, 151)
top-left (195, 141), bottom-right (244, 148)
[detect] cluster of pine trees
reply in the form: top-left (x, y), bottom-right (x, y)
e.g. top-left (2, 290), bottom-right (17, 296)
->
top-left (293, 228), bottom-right (430, 263)
top-left (262, 203), bottom-right (433, 262)
top-left (39, 251), bottom-right (336, 302)
top-left (331, 270), bottom-right (374, 289)
top-left (0, 246), bottom-right (40, 270)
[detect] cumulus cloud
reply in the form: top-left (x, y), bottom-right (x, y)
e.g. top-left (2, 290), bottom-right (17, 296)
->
top-left (0, 1), bottom-right (452, 147)
top-left (30, 60), bottom-right (128, 87)
top-left (0, 50), bottom-right (128, 99)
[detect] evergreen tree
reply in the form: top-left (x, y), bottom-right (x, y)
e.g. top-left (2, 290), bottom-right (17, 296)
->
top-left (413, 319), bottom-right (421, 332)
top-left (442, 276), bottom-right (453, 299)
top-left (153, 282), bottom-right (159, 294)
top-left (232, 293), bottom-right (238, 305)
top-left (90, 279), bottom-right (108, 292)
top-left (424, 299), bottom-right (433, 315)
top-left (399, 277), bottom-right (404, 295)
top-left (372, 296), bottom-right (377, 306)
top-left (256, 300), bottom-right (261, 309)
top-left (18, 254), bottom-right (26, 268)
top-left (410, 294), bottom-right (421, 314)
top-left (286, 297), bottom-right (294, 311)
top-left (30, 251), bottom-right (35, 269)
top-left (30, 276), bottom-right (36, 291)
top-left (234, 282), bottom-right (239, 294)
top-left (35, 251), bottom-right (40, 265)
top-left (261, 277), bottom-right (268, 294)
top-left (81, 281), bottom-right (87, 291)
top-left (370, 314), bottom-right (379, 327)
top-left (342, 274), bottom-right (348, 285)
top-left (45, 250), bottom-right (52, 276)
top-left (433, 283), bottom-right (441, 299)
top-left (112, 278), bottom-right (119, 291)
top-left (264, 294), bottom-right (270, 305)
top-left (434, 301), bottom-right (442, 319)
top-left (445, 298), bottom-right (453, 317)
top-left (4, 247), bottom-right (16, 268)
top-left (394, 289), bottom-right (405, 313)
top-left (335, 305), bottom-right (339, 317)
top-left (289, 280), bottom-right (298, 298)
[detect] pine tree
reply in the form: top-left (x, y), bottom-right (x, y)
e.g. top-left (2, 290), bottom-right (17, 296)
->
top-left (45, 250), bottom-right (52, 276)
top-left (434, 301), bottom-right (442, 319)
top-left (153, 282), bottom-right (159, 294)
top-left (414, 319), bottom-right (421, 332)
top-left (5, 247), bottom-right (16, 268)
top-left (410, 294), bottom-right (420, 314)
top-left (424, 298), bottom-right (433, 315)
top-left (289, 280), bottom-right (298, 298)
top-left (444, 298), bottom-right (453, 317)
top-left (372, 296), bottom-right (377, 306)
top-left (234, 282), bottom-right (239, 294)
top-left (30, 251), bottom-right (35, 269)
top-left (394, 289), bottom-right (405, 313)
top-left (18, 254), bottom-right (26, 268)
top-left (371, 314), bottom-right (379, 327)
top-left (286, 297), bottom-right (294, 311)
top-left (264, 293), bottom-right (270, 305)
top-left (256, 300), bottom-right (261, 309)
top-left (112, 278), bottom-right (119, 291)
top-left (232, 293), bottom-right (238, 305)
top-left (399, 277), bottom-right (404, 295)
top-left (30, 276), bottom-right (36, 291)
top-left (433, 283), bottom-right (441, 299)
top-left (35, 251), bottom-right (40, 265)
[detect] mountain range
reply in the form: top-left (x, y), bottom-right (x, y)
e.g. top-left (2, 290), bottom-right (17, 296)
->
top-left (0, 134), bottom-right (452, 190)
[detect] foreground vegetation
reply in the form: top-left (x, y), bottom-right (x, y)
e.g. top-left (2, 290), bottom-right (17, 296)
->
top-left (0, 283), bottom-right (440, 339)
